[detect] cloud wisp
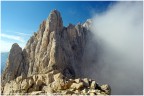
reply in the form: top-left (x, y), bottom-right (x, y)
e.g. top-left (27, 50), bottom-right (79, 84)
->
top-left (80, 2), bottom-right (143, 95)
top-left (0, 32), bottom-right (32, 52)
top-left (1, 33), bottom-right (25, 43)
top-left (15, 32), bottom-right (32, 36)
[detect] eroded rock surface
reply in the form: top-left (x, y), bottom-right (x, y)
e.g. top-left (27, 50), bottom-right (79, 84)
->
top-left (2, 70), bottom-right (110, 95)
top-left (1, 43), bottom-right (27, 86)
top-left (1, 10), bottom-right (110, 95)
top-left (22, 9), bottom-right (88, 78)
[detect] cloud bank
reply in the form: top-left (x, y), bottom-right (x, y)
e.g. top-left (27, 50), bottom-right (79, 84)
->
top-left (80, 2), bottom-right (143, 95)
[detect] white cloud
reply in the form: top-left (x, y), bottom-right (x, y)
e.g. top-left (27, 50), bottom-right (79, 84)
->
top-left (94, 2), bottom-right (143, 95)
top-left (0, 40), bottom-right (25, 52)
top-left (0, 32), bottom-right (31, 52)
top-left (15, 32), bottom-right (32, 36)
top-left (81, 1), bottom-right (143, 95)
top-left (0, 40), bottom-right (13, 52)
top-left (0, 33), bottom-right (25, 43)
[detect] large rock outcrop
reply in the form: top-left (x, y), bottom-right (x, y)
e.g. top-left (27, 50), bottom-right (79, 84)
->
top-left (1, 43), bottom-right (28, 86)
top-left (22, 10), bottom-right (88, 78)
top-left (2, 70), bottom-right (110, 95)
top-left (1, 10), bottom-right (110, 95)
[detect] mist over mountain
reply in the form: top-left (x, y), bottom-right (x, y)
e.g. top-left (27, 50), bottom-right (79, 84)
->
top-left (79, 2), bottom-right (143, 95)
top-left (1, 2), bottom-right (143, 95)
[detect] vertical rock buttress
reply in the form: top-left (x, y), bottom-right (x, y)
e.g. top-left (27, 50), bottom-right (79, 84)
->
top-left (1, 10), bottom-right (111, 95)
top-left (2, 10), bottom-right (88, 84)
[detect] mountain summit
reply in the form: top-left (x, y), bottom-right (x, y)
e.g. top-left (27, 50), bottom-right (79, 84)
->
top-left (1, 10), bottom-right (110, 95)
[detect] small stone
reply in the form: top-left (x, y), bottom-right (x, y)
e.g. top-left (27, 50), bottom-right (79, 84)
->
top-left (32, 84), bottom-right (39, 91)
top-left (96, 92), bottom-right (101, 95)
top-left (28, 78), bottom-right (34, 86)
top-left (75, 90), bottom-right (80, 94)
top-left (89, 89), bottom-right (96, 93)
top-left (53, 73), bottom-right (63, 81)
top-left (101, 84), bottom-right (109, 90)
top-left (70, 82), bottom-right (83, 90)
top-left (101, 84), bottom-right (111, 95)
top-left (16, 75), bottom-right (24, 83)
top-left (30, 91), bottom-right (43, 95)
top-left (43, 86), bottom-right (54, 93)
top-left (12, 81), bottom-right (20, 92)
top-left (33, 75), bottom-right (38, 82)
top-left (83, 78), bottom-right (89, 87)
top-left (36, 79), bottom-right (43, 86)
top-left (82, 88), bottom-right (87, 94)
top-left (51, 79), bottom-right (65, 90)
top-left (69, 88), bottom-right (75, 91)
top-left (89, 79), bottom-right (92, 82)
top-left (90, 92), bottom-right (95, 95)
top-left (101, 92), bottom-right (107, 95)
top-left (65, 80), bottom-right (75, 89)
top-left (90, 81), bottom-right (96, 89)
top-left (21, 79), bottom-right (29, 91)
top-left (45, 73), bottom-right (54, 85)
top-left (74, 78), bottom-right (81, 83)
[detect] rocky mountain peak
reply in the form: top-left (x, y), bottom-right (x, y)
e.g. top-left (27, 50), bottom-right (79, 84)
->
top-left (46, 9), bottom-right (63, 32)
top-left (1, 43), bottom-right (26, 86)
top-left (9, 43), bottom-right (22, 57)
top-left (1, 10), bottom-right (110, 95)
top-left (83, 19), bottom-right (92, 29)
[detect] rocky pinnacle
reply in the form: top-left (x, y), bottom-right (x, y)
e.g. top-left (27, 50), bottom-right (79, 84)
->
top-left (1, 10), bottom-right (110, 95)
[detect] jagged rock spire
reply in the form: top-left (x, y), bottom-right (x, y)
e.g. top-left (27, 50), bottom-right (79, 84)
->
top-left (46, 9), bottom-right (63, 32)
top-left (1, 43), bottom-right (26, 85)
top-left (2, 9), bottom-right (90, 84)
top-left (1, 10), bottom-right (111, 95)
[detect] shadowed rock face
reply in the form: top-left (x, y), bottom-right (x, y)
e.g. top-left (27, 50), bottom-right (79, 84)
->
top-left (1, 10), bottom-right (110, 95)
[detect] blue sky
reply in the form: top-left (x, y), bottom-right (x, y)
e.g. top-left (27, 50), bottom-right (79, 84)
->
top-left (1, 1), bottom-right (116, 52)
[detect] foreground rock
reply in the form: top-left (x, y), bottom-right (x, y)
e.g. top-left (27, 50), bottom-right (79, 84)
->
top-left (2, 70), bottom-right (110, 95)
top-left (1, 10), bottom-right (111, 95)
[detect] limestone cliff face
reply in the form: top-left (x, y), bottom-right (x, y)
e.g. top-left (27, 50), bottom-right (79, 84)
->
top-left (1, 43), bottom-right (28, 86)
top-left (1, 10), bottom-right (110, 95)
top-left (22, 10), bottom-right (88, 78)
top-left (2, 9), bottom-right (89, 87)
